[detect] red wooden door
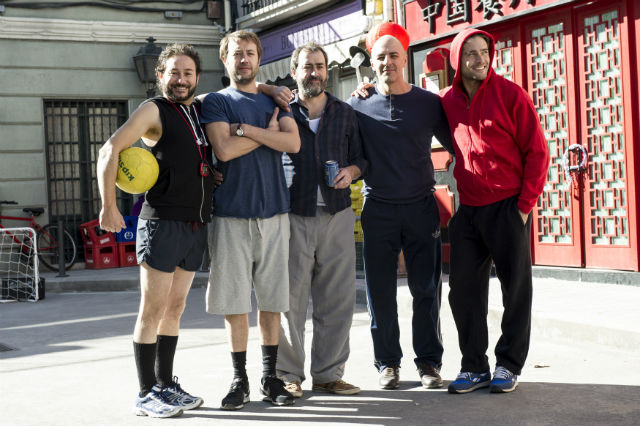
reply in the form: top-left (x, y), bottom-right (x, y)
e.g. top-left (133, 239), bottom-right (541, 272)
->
top-left (523, 12), bottom-right (584, 267)
top-left (574, 2), bottom-right (638, 270)
top-left (492, 0), bottom-right (638, 270)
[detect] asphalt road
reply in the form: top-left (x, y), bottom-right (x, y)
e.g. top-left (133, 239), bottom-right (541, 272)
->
top-left (1, 284), bottom-right (639, 426)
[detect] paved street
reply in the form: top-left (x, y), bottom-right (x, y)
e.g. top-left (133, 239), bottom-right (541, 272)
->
top-left (1, 275), bottom-right (639, 426)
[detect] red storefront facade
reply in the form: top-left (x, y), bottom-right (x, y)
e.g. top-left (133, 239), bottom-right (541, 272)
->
top-left (403, 0), bottom-right (640, 271)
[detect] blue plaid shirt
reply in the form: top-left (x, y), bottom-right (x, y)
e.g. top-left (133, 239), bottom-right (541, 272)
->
top-left (287, 91), bottom-right (367, 217)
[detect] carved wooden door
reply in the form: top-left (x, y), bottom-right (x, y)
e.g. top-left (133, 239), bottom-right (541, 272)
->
top-left (522, 2), bottom-right (637, 270)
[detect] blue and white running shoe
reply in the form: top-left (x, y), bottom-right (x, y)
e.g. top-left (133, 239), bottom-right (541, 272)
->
top-left (447, 371), bottom-right (491, 394)
top-left (133, 387), bottom-right (183, 418)
top-left (490, 366), bottom-right (518, 393)
top-left (158, 376), bottom-right (204, 410)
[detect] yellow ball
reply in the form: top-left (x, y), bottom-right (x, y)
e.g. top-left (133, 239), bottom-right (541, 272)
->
top-left (116, 147), bottom-right (159, 194)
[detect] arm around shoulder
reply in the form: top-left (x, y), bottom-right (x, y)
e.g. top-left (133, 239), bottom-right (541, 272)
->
top-left (257, 83), bottom-right (293, 112)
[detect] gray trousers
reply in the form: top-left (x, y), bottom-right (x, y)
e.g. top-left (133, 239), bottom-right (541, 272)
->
top-left (277, 207), bottom-right (356, 384)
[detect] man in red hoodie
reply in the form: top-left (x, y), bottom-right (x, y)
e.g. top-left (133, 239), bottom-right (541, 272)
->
top-left (440, 28), bottom-right (550, 394)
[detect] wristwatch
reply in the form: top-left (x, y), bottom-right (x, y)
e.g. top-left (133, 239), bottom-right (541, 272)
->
top-left (236, 124), bottom-right (244, 137)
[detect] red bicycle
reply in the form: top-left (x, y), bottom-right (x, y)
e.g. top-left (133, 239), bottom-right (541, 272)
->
top-left (0, 200), bottom-right (77, 270)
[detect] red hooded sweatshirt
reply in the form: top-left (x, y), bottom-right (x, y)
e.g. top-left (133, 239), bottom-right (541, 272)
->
top-left (440, 28), bottom-right (550, 214)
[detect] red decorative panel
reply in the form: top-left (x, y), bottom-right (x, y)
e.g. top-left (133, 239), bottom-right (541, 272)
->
top-left (434, 185), bottom-right (455, 264)
top-left (434, 184), bottom-right (455, 227)
top-left (493, 38), bottom-right (515, 82)
top-left (577, 2), bottom-right (638, 271)
top-left (528, 22), bottom-right (574, 245)
top-left (581, 10), bottom-right (628, 247)
top-left (431, 147), bottom-right (452, 172)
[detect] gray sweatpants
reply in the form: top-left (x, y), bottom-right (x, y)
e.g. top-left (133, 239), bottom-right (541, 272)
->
top-left (277, 207), bottom-right (356, 384)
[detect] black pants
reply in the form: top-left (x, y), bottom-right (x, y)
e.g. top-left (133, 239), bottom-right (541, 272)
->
top-left (362, 196), bottom-right (443, 371)
top-left (448, 195), bottom-right (532, 375)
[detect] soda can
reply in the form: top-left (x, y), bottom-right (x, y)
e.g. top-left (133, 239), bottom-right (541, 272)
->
top-left (324, 160), bottom-right (339, 187)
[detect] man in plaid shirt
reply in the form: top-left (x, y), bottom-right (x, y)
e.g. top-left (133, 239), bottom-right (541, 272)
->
top-left (275, 42), bottom-right (367, 398)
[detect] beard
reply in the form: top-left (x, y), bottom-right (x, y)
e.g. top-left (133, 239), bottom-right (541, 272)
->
top-left (232, 66), bottom-right (258, 85)
top-left (299, 75), bottom-right (327, 98)
top-left (159, 81), bottom-right (196, 103)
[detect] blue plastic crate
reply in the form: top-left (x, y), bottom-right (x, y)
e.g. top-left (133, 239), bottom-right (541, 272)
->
top-left (114, 216), bottom-right (138, 242)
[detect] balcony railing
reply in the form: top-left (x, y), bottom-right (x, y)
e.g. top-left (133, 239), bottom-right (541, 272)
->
top-left (240, 0), bottom-right (279, 16)
top-left (236, 0), bottom-right (339, 32)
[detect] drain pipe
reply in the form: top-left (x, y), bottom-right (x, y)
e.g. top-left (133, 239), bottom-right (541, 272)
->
top-left (395, 0), bottom-right (405, 26)
top-left (224, 0), bottom-right (232, 31)
top-left (383, 0), bottom-right (394, 22)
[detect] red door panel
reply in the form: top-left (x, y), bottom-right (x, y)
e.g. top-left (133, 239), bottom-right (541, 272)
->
top-left (575, 2), bottom-right (638, 270)
top-left (524, 13), bottom-right (584, 267)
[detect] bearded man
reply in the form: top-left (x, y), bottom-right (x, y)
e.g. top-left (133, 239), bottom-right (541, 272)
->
top-left (98, 43), bottom-right (213, 418)
top-left (274, 42), bottom-right (366, 398)
top-left (200, 30), bottom-right (301, 410)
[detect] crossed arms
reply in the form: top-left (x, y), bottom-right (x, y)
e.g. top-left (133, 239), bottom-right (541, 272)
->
top-left (204, 106), bottom-right (300, 162)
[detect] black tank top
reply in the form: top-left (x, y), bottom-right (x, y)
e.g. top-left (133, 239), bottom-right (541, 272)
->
top-left (139, 97), bottom-right (214, 222)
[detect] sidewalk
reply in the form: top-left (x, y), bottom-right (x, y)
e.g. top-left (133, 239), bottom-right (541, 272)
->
top-left (1, 270), bottom-right (639, 426)
top-left (38, 266), bottom-right (640, 351)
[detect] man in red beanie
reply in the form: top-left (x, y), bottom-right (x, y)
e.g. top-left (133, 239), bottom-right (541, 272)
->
top-left (440, 28), bottom-right (549, 394)
top-left (348, 22), bottom-right (453, 390)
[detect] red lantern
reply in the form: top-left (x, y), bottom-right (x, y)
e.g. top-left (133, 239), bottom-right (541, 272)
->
top-left (366, 22), bottom-right (411, 52)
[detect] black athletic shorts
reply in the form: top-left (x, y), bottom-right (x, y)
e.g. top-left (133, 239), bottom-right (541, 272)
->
top-left (136, 218), bottom-right (208, 273)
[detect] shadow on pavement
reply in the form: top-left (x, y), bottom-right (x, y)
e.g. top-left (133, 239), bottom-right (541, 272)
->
top-left (182, 384), bottom-right (640, 426)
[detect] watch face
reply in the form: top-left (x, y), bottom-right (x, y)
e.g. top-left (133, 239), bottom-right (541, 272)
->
top-left (236, 126), bottom-right (243, 137)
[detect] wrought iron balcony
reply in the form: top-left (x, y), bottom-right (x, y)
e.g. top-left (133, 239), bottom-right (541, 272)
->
top-left (240, 0), bottom-right (278, 15)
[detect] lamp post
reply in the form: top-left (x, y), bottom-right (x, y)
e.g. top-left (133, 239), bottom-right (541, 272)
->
top-left (133, 37), bottom-right (162, 98)
top-left (349, 45), bottom-right (371, 84)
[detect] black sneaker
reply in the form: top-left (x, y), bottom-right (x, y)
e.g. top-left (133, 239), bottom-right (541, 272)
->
top-left (220, 377), bottom-right (250, 411)
top-left (417, 363), bottom-right (443, 389)
top-left (260, 375), bottom-right (295, 406)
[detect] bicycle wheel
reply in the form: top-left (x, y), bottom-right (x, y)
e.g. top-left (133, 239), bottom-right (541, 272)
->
top-left (37, 225), bottom-right (77, 271)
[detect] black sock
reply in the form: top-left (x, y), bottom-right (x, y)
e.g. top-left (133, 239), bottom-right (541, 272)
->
top-left (231, 351), bottom-right (248, 380)
top-left (261, 345), bottom-right (278, 378)
top-left (155, 335), bottom-right (178, 387)
top-left (134, 341), bottom-right (157, 396)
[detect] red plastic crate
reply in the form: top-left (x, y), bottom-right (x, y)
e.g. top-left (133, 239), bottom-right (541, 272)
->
top-left (118, 242), bottom-right (138, 267)
top-left (80, 219), bottom-right (116, 247)
top-left (84, 244), bottom-right (119, 269)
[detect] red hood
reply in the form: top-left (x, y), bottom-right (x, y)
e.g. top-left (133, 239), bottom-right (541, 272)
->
top-left (450, 28), bottom-right (496, 91)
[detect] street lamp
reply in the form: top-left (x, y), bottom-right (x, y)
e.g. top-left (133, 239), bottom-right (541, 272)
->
top-left (133, 37), bottom-right (162, 98)
top-left (349, 45), bottom-right (371, 84)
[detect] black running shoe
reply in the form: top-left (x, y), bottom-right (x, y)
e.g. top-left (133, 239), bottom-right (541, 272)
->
top-left (260, 375), bottom-right (295, 406)
top-left (220, 377), bottom-right (250, 410)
